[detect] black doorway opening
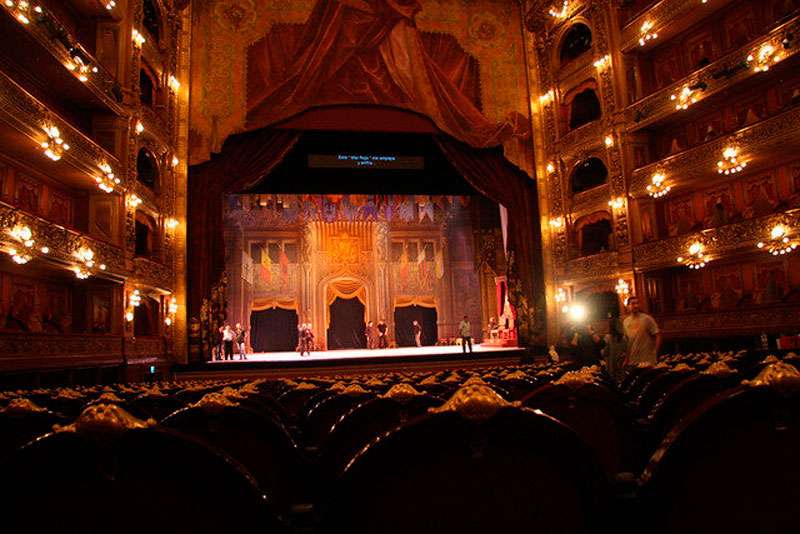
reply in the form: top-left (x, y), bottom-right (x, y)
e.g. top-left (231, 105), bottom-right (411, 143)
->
top-left (327, 297), bottom-right (366, 350)
top-left (393, 305), bottom-right (438, 347)
top-left (250, 308), bottom-right (299, 352)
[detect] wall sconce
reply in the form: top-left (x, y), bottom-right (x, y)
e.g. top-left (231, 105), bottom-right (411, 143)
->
top-left (166, 217), bottom-right (179, 230)
top-left (549, 216), bottom-right (564, 229)
top-left (608, 196), bottom-right (626, 211)
top-left (105, 1), bottom-right (116, 10)
top-left (747, 42), bottom-right (782, 72)
top-left (4, 1), bottom-right (41, 25)
top-left (639, 20), bottom-right (658, 46)
top-left (6, 224), bottom-right (35, 264)
top-left (41, 125), bottom-right (69, 161)
top-left (554, 287), bottom-right (567, 303)
top-left (757, 224), bottom-right (798, 255)
top-left (647, 172), bottom-right (671, 198)
top-left (169, 75), bottom-right (181, 92)
top-left (546, 162), bottom-right (556, 174)
top-left (677, 242), bottom-right (707, 269)
top-left (604, 134), bottom-right (614, 147)
top-left (66, 48), bottom-right (98, 83)
top-left (614, 278), bottom-right (630, 298)
top-left (671, 85), bottom-right (699, 110)
top-left (132, 29), bottom-right (146, 48)
top-left (127, 194), bottom-right (142, 208)
top-left (539, 90), bottom-right (554, 106)
top-left (73, 246), bottom-right (105, 279)
top-left (171, 156), bottom-right (180, 168)
top-left (165, 296), bottom-right (178, 326)
top-left (548, 0), bottom-right (568, 18)
top-left (593, 55), bottom-right (611, 70)
top-left (135, 121), bottom-right (144, 134)
top-left (717, 145), bottom-right (746, 175)
top-left (96, 162), bottom-right (120, 193)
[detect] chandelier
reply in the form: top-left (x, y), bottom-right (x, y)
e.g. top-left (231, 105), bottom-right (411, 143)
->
top-left (639, 20), bottom-right (658, 46)
top-left (748, 43), bottom-right (782, 73)
top-left (646, 172), bottom-right (671, 198)
top-left (41, 125), bottom-right (70, 161)
top-left (96, 162), bottom-right (120, 193)
top-left (73, 246), bottom-right (106, 279)
top-left (548, 0), bottom-right (568, 18)
top-left (677, 242), bottom-right (707, 269)
top-left (717, 145), bottom-right (746, 175)
top-left (757, 224), bottom-right (798, 256)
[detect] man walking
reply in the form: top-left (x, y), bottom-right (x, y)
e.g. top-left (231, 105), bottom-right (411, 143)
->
top-left (459, 315), bottom-right (473, 354)
top-left (412, 320), bottom-right (422, 347)
top-left (622, 296), bottom-right (661, 365)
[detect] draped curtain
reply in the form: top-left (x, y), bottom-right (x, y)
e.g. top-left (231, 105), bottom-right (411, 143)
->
top-left (250, 298), bottom-right (297, 312)
top-left (394, 295), bottom-right (436, 309)
top-left (245, 0), bottom-right (527, 149)
top-left (187, 129), bottom-right (301, 319)
top-left (434, 136), bottom-right (544, 343)
top-left (326, 279), bottom-right (368, 329)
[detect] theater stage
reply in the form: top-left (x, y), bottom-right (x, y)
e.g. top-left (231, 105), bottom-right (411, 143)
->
top-left (176, 344), bottom-right (527, 379)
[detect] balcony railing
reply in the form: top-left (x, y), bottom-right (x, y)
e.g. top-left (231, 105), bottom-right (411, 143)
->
top-left (628, 104), bottom-right (800, 198)
top-left (655, 303), bottom-right (800, 337)
top-left (632, 209), bottom-right (800, 271)
top-left (626, 16), bottom-right (800, 129)
top-left (0, 200), bottom-right (128, 279)
top-left (1, 2), bottom-right (126, 115)
top-left (0, 68), bottom-right (126, 191)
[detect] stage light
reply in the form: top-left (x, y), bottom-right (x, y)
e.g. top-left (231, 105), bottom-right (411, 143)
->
top-left (568, 303), bottom-right (587, 323)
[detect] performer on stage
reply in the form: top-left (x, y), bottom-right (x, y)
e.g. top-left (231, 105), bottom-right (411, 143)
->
top-left (235, 322), bottom-right (247, 360)
top-left (459, 315), bottom-right (473, 354)
top-left (412, 320), bottom-right (422, 347)
top-left (365, 320), bottom-right (378, 349)
top-left (299, 323), bottom-right (314, 356)
top-left (377, 319), bottom-right (388, 348)
top-left (222, 324), bottom-right (235, 360)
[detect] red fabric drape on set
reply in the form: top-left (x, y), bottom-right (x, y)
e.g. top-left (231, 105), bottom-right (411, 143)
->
top-left (245, 0), bottom-right (526, 148)
top-left (188, 129), bottom-right (301, 318)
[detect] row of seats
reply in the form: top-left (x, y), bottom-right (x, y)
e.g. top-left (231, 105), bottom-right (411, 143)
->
top-left (0, 350), bottom-right (798, 533)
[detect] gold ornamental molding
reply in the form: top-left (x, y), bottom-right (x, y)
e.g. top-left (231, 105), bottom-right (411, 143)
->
top-left (559, 250), bottom-right (621, 282)
top-left (0, 201), bottom-right (128, 278)
top-left (656, 305), bottom-right (800, 337)
top-left (133, 257), bottom-right (175, 293)
top-left (627, 16), bottom-right (800, 130)
top-left (632, 209), bottom-right (800, 270)
top-left (0, 69), bottom-right (125, 189)
top-left (629, 105), bottom-right (800, 198)
top-left (554, 121), bottom-right (605, 155)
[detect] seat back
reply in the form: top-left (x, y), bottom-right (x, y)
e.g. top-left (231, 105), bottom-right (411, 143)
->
top-left (323, 403), bottom-right (608, 534)
top-left (640, 381), bottom-right (800, 534)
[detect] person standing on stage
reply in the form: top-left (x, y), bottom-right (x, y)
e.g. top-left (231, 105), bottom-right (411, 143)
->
top-left (216, 325), bottom-right (225, 361)
top-left (222, 324), bottom-right (235, 361)
top-left (365, 320), bottom-right (378, 349)
top-left (303, 323), bottom-right (314, 356)
top-left (459, 315), bottom-right (473, 354)
top-left (377, 319), bottom-right (388, 348)
top-left (235, 322), bottom-right (247, 360)
top-left (412, 320), bottom-right (422, 347)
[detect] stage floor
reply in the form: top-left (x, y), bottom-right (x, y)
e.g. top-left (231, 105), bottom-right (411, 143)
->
top-left (210, 344), bottom-right (519, 364)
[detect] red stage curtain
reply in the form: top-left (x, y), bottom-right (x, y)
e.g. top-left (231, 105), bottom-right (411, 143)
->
top-left (245, 0), bottom-right (526, 148)
top-left (434, 136), bottom-right (544, 343)
top-left (188, 129), bottom-right (300, 318)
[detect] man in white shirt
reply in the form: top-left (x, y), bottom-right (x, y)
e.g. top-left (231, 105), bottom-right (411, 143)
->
top-left (622, 296), bottom-right (661, 365)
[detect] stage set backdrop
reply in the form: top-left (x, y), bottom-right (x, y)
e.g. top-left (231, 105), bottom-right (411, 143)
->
top-left (187, 0), bottom-right (545, 356)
